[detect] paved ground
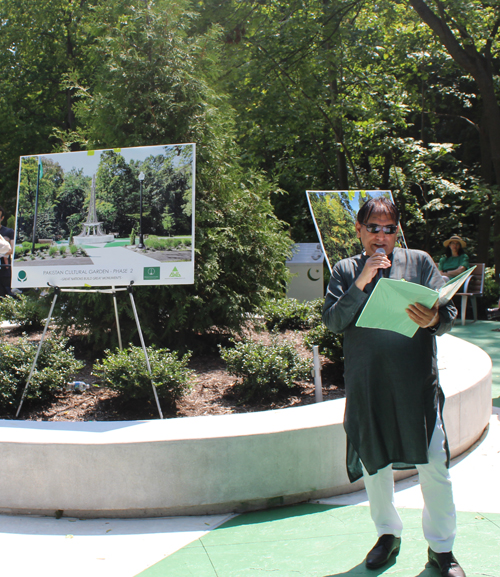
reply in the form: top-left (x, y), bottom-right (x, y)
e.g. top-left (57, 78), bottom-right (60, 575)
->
top-left (0, 320), bottom-right (499, 577)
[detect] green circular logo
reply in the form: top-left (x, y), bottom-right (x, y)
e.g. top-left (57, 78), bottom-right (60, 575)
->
top-left (17, 270), bottom-right (27, 283)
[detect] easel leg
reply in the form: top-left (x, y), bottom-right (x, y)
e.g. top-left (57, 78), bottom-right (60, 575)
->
top-left (127, 285), bottom-right (163, 419)
top-left (112, 286), bottom-right (123, 350)
top-left (16, 287), bottom-right (60, 418)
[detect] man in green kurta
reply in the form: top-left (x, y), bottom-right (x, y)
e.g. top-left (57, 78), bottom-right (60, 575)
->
top-left (322, 198), bottom-right (465, 577)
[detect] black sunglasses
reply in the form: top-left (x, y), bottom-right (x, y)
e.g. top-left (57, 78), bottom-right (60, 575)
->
top-left (362, 223), bottom-right (398, 235)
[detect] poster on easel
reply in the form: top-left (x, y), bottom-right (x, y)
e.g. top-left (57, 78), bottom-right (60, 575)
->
top-left (12, 143), bottom-right (195, 288)
top-left (306, 190), bottom-right (407, 274)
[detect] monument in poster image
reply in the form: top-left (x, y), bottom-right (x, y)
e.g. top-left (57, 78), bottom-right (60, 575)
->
top-left (12, 143), bottom-right (195, 288)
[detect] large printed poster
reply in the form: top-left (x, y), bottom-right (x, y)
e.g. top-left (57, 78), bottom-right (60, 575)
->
top-left (306, 190), bottom-right (406, 274)
top-left (12, 144), bottom-right (195, 288)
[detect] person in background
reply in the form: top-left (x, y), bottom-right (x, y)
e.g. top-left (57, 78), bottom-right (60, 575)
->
top-left (438, 236), bottom-right (469, 280)
top-left (323, 197), bottom-right (465, 577)
top-left (0, 205), bottom-right (15, 298)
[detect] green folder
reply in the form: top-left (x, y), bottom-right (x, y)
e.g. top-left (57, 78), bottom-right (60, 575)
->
top-left (355, 266), bottom-right (476, 338)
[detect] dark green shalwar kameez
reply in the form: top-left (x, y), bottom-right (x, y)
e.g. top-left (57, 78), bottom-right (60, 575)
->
top-left (322, 248), bottom-right (457, 482)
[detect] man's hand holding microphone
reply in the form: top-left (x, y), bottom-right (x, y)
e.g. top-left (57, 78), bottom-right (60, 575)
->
top-left (355, 247), bottom-right (391, 291)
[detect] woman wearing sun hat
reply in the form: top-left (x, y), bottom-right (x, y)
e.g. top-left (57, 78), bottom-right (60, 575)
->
top-left (438, 235), bottom-right (469, 279)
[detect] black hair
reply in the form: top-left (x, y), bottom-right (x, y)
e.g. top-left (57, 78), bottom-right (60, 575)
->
top-left (444, 245), bottom-right (464, 258)
top-left (0, 206), bottom-right (5, 219)
top-left (357, 197), bottom-right (399, 225)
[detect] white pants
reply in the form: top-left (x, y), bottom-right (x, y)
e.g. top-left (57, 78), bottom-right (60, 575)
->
top-left (362, 412), bottom-right (457, 553)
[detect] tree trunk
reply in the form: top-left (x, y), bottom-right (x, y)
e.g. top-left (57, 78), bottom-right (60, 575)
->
top-left (336, 140), bottom-right (349, 189)
top-left (408, 0), bottom-right (500, 279)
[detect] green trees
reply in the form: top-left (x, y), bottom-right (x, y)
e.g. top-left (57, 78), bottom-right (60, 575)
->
top-left (1, 0), bottom-right (498, 349)
top-left (200, 2), bottom-right (460, 244)
top-left (198, 0), bottom-right (497, 272)
top-left (0, 0), bottom-right (107, 210)
top-left (39, 0), bottom-right (293, 350)
top-left (408, 0), bottom-right (500, 274)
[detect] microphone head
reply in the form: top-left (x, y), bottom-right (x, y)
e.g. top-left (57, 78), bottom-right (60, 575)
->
top-left (375, 248), bottom-right (386, 255)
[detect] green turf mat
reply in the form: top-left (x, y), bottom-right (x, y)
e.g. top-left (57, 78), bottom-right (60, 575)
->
top-left (136, 504), bottom-right (500, 577)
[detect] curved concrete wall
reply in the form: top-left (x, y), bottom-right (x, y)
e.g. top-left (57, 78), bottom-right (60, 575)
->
top-left (0, 334), bottom-right (492, 518)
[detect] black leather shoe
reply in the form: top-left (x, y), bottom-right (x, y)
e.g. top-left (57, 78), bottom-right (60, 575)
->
top-left (428, 548), bottom-right (466, 577)
top-left (365, 534), bottom-right (401, 569)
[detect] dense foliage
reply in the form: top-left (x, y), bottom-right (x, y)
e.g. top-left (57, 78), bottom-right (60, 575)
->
top-left (1, 0), bottom-right (499, 352)
top-left (200, 0), bottom-right (500, 268)
top-left (219, 337), bottom-right (312, 401)
top-left (260, 298), bottom-right (315, 331)
top-left (259, 297), bottom-right (345, 363)
top-left (0, 293), bottom-right (48, 331)
top-left (0, 336), bottom-right (83, 410)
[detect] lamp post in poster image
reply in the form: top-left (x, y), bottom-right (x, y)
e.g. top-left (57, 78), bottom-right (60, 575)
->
top-left (138, 171), bottom-right (145, 249)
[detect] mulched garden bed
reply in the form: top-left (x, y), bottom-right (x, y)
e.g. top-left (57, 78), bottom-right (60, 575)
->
top-left (1, 325), bottom-right (345, 421)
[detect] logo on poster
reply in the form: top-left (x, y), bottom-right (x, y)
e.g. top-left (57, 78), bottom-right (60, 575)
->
top-left (169, 267), bottom-right (182, 278)
top-left (17, 270), bottom-right (27, 283)
top-left (143, 267), bottom-right (160, 280)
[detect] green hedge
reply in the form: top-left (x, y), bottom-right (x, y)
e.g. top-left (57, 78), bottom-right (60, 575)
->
top-left (0, 293), bottom-right (48, 332)
top-left (92, 346), bottom-right (193, 405)
top-left (0, 337), bottom-right (84, 410)
top-left (219, 337), bottom-right (311, 401)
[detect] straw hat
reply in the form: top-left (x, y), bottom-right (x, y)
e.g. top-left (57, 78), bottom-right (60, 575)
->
top-left (443, 235), bottom-right (466, 248)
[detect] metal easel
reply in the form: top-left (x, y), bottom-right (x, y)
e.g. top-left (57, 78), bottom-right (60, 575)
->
top-left (15, 282), bottom-right (163, 419)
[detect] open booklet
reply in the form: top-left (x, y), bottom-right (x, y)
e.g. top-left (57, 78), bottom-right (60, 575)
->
top-left (355, 266), bottom-right (476, 338)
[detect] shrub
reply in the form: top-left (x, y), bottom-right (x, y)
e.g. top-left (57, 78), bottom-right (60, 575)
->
top-left (15, 242), bottom-right (50, 258)
top-left (305, 298), bottom-right (325, 324)
top-left (15, 244), bottom-right (30, 258)
top-left (59, 245), bottom-right (67, 256)
top-left (303, 324), bottom-right (344, 364)
top-left (144, 236), bottom-right (187, 250)
top-left (260, 298), bottom-right (312, 331)
top-left (144, 235), bottom-right (163, 250)
top-left (92, 346), bottom-right (193, 406)
top-left (49, 245), bottom-right (58, 257)
top-left (219, 337), bottom-right (311, 401)
top-left (483, 266), bottom-right (500, 308)
top-left (260, 297), bottom-right (324, 331)
top-left (0, 293), bottom-right (48, 331)
top-left (259, 296), bottom-right (344, 364)
top-left (0, 336), bottom-right (84, 410)
top-left (69, 244), bottom-right (78, 255)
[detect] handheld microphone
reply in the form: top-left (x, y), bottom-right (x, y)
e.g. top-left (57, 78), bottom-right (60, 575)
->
top-left (375, 247), bottom-right (386, 280)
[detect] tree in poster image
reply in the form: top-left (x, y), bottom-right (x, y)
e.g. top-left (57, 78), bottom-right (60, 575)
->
top-left (129, 146), bottom-right (193, 238)
top-left (16, 157), bottom-right (65, 243)
top-left (94, 148), bottom-right (192, 239)
top-left (95, 151), bottom-right (137, 237)
top-left (52, 169), bottom-right (90, 238)
top-left (309, 193), bottom-right (358, 269)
